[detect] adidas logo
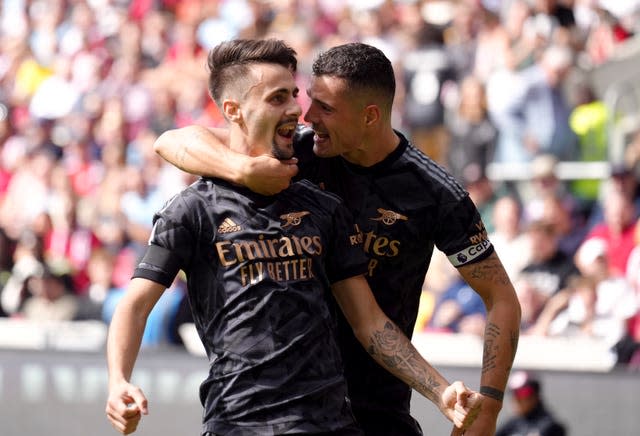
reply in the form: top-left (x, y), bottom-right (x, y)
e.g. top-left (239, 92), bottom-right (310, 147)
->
top-left (217, 218), bottom-right (241, 234)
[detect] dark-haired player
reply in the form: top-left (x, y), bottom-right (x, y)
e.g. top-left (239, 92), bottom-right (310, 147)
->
top-left (106, 39), bottom-right (480, 436)
top-left (155, 41), bottom-right (522, 436)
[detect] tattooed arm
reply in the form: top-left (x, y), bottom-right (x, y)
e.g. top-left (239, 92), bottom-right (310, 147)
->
top-left (457, 251), bottom-right (521, 436)
top-left (153, 125), bottom-right (298, 195)
top-left (332, 275), bottom-right (482, 430)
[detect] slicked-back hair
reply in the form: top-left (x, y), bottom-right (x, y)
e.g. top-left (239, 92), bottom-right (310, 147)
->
top-left (312, 43), bottom-right (395, 108)
top-left (207, 39), bottom-right (298, 106)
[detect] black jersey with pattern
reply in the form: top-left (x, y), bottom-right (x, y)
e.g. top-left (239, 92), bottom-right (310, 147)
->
top-left (293, 127), bottom-right (494, 435)
top-left (133, 177), bottom-right (368, 435)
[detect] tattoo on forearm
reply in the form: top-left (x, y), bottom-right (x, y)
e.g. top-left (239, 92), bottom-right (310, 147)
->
top-left (467, 256), bottom-right (510, 286)
top-left (482, 322), bottom-right (500, 374)
top-left (367, 321), bottom-right (440, 402)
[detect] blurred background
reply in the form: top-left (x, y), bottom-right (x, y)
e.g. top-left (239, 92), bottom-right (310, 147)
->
top-left (0, 0), bottom-right (639, 434)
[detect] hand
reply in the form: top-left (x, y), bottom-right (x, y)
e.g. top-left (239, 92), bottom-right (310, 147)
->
top-left (441, 381), bottom-right (483, 430)
top-left (106, 381), bottom-right (149, 435)
top-left (456, 395), bottom-right (501, 436)
top-left (242, 155), bottom-right (299, 195)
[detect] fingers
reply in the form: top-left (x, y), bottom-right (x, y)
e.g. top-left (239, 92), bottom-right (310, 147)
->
top-left (127, 387), bottom-right (149, 415)
top-left (107, 409), bottom-right (141, 435)
top-left (459, 392), bottom-right (483, 430)
top-left (453, 381), bottom-right (471, 407)
top-left (282, 159), bottom-right (299, 179)
top-left (106, 384), bottom-right (148, 434)
top-left (450, 425), bottom-right (464, 436)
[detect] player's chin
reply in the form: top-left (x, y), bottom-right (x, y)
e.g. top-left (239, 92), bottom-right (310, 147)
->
top-left (272, 139), bottom-right (295, 160)
top-left (312, 142), bottom-right (340, 158)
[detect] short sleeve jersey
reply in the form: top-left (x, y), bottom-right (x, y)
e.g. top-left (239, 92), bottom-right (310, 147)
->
top-left (293, 127), bottom-right (493, 428)
top-left (133, 178), bottom-right (368, 435)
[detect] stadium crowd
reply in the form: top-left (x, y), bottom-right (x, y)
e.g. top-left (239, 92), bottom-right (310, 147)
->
top-left (0, 0), bottom-right (640, 369)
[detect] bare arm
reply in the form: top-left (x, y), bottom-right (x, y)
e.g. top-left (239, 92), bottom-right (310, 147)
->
top-left (526, 288), bottom-right (571, 336)
top-left (153, 125), bottom-right (298, 195)
top-left (332, 275), bottom-right (481, 430)
top-left (456, 251), bottom-right (521, 436)
top-left (106, 278), bottom-right (166, 435)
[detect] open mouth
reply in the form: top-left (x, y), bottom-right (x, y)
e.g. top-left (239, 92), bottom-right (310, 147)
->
top-left (276, 123), bottom-right (296, 139)
top-left (314, 131), bottom-right (329, 142)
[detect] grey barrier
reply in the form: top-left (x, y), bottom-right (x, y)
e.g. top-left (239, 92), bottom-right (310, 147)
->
top-left (1, 348), bottom-right (639, 436)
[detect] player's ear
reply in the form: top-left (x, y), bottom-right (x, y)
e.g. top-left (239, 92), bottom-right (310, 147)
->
top-left (222, 99), bottom-right (243, 126)
top-left (363, 104), bottom-right (380, 126)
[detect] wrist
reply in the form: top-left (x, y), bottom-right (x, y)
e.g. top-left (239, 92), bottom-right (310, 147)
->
top-left (479, 386), bottom-right (504, 413)
top-left (479, 385), bottom-right (504, 402)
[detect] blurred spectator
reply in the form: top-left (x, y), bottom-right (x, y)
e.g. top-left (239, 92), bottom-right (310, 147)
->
top-left (473, 0), bottom-right (511, 83)
top-left (503, 0), bottom-right (539, 71)
top-left (521, 153), bottom-right (582, 226)
top-left (0, 230), bottom-right (45, 316)
top-left (584, 5), bottom-right (633, 66)
top-left (584, 186), bottom-right (637, 277)
top-left (28, 55), bottom-right (81, 120)
top-left (588, 162), bottom-right (640, 226)
top-left (496, 370), bottom-right (567, 436)
top-left (0, 145), bottom-right (57, 240)
top-left (429, 277), bottom-right (486, 336)
top-left (0, 228), bottom-right (14, 312)
top-left (489, 195), bottom-right (532, 281)
top-left (400, 23), bottom-right (455, 163)
top-left (539, 193), bottom-right (589, 257)
top-left (41, 163), bottom-right (102, 293)
top-left (462, 163), bottom-right (501, 233)
top-left (85, 247), bottom-right (118, 307)
top-left (528, 238), bottom-right (637, 346)
top-left (619, 220), bottom-right (640, 368)
top-left (489, 44), bottom-right (579, 163)
top-left (444, 74), bottom-right (497, 183)
top-left (625, 130), bottom-right (640, 177)
top-left (568, 79), bottom-right (609, 202)
top-left (514, 219), bottom-right (579, 328)
top-left (119, 160), bottom-right (165, 254)
top-left (442, 0), bottom-right (477, 80)
top-left (19, 267), bottom-right (79, 321)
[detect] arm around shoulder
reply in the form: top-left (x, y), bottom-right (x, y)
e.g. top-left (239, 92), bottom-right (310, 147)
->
top-left (153, 125), bottom-right (298, 195)
top-left (153, 125), bottom-right (240, 179)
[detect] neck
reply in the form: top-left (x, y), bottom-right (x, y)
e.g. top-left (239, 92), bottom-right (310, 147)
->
top-left (228, 128), bottom-right (268, 157)
top-left (341, 126), bottom-right (400, 167)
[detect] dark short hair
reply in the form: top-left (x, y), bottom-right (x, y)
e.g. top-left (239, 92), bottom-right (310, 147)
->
top-left (312, 42), bottom-right (395, 108)
top-left (207, 39), bottom-right (298, 106)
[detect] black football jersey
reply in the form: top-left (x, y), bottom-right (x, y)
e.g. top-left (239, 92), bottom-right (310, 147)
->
top-left (293, 127), bottom-right (493, 433)
top-left (134, 178), bottom-right (368, 435)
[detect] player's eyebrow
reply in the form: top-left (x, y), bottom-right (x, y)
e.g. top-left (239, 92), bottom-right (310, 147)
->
top-left (269, 86), bottom-right (299, 98)
top-left (306, 89), bottom-right (334, 110)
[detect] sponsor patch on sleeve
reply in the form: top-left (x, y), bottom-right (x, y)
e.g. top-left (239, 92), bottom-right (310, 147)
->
top-left (448, 239), bottom-right (493, 267)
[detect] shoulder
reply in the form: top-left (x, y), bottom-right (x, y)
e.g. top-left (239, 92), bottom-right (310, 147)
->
top-left (157, 177), bottom-right (230, 218)
top-left (398, 137), bottom-right (468, 202)
top-left (288, 179), bottom-right (344, 207)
